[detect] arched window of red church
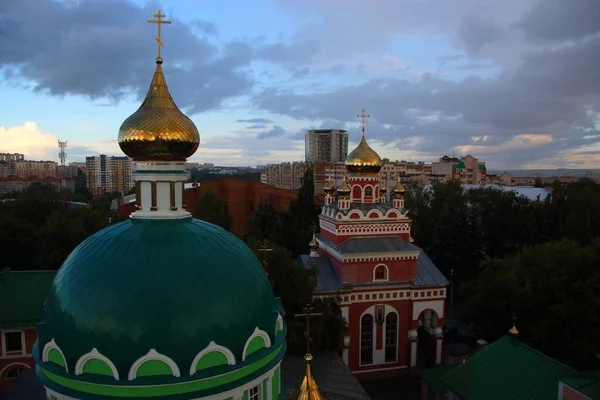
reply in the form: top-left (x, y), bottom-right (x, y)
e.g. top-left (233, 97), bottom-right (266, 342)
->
top-left (374, 265), bottom-right (388, 281)
top-left (385, 312), bottom-right (398, 362)
top-left (360, 314), bottom-right (373, 365)
top-left (364, 186), bottom-right (373, 197)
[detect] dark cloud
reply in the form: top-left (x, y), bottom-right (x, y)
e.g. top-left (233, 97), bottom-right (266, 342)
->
top-left (0, 0), bottom-right (253, 113)
top-left (257, 125), bottom-right (286, 139)
top-left (236, 118), bottom-right (274, 124)
top-left (519, 0), bottom-right (600, 41)
top-left (246, 124), bottom-right (267, 129)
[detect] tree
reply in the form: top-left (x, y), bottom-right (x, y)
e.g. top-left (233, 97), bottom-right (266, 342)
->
top-left (275, 166), bottom-right (321, 258)
top-left (192, 187), bottom-right (233, 231)
top-left (250, 199), bottom-right (279, 240)
top-left (534, 176), bottom-right (544, 188)
top-left (461, 239), bottom-right (600, 370)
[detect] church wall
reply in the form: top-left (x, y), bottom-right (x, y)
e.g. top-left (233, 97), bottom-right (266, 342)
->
top-left (333, 259), bottom-right (418, 284)
top-left (346, 299), bottom-right (412, 375)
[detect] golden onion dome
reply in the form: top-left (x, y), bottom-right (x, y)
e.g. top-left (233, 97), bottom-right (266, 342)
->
top-left (324, 177), bottom-right (336, 195)
top-left (289, 354), bottom-right (327, 400)
top-left (336, 175), bottom-right (351, 198)
top-left (309, 231), bottom-right (318, 251)
top-left (345, 136), bottom-right (382, 174)
top-left (118, 58), bottom-right (200, 161)
top-left (392, 176), bottom-right (405, 198)
top-left (379, 177), bottom-right (387, 193)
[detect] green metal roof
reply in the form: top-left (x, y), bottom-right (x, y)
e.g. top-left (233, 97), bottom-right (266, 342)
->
top-left (0, 270), bottom-right (56, 328)
top-left (418, 364), bottom-right (457, 394)
top-left (437, 335), bottom-right (576, 400)
top-left (561, 370), bottom-right (600, 399)
top-left (452, 162), bottom-right (466, 169)
top-left (38, 217), bottom-right (279, 382)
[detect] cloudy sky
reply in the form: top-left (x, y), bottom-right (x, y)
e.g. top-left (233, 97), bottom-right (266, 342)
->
top-left (1, 0), bottom-right (600, 169)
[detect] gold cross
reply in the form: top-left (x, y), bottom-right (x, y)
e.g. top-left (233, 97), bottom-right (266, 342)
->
top-left (295, 305), bottom-right (322, 355)
top-left (147, 10), bottom-right (171, 59)
top-left (257, 240), bottom-right (273, 271)
top-left (357, 109), bottom-right (370, 138)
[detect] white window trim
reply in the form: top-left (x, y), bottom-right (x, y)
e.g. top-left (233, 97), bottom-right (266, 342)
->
top-left (372, 264), bottom-right (389, 282)
top-left (276, 314), bottom-right (284, 333)
top-left (74, 348), bottom-right (119, 380)
top-left (189, 341), bottom-right (236, 376)
top-left (249, 383), bottom-right (262, 400)
top-left (1, 330), bottom-right (26, 357)
top-left (128, 349), bottom-right (180, 380)
top-left (359, 312), bottom-right (374, 366)
top-left (0, 362), bottom-right (31, 380)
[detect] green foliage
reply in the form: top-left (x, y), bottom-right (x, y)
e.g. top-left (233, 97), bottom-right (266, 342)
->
top-left (274, 166), bottom-right (321, 258)
top-left (192, 187), bottom-right (233, 231)
top-left (250, 199), bottom-right (280, 240)
top-left (0, 184), bottom-right (115, 271)
top-left (534, 176), bottom-right (544, 187)
top-left (461, 239), bottom-right (600, 370)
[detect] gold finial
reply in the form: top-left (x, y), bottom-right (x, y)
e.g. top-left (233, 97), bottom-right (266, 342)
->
top-left (509, 314), bottom-right (519, 335)
top-left (147, 10), bottom-right (172, 61)
top-left (309, 224), bottom-right (318, 250)
top-left (357, 109), bottom-right (370, 138)
top-left (290, 305), bottom-right (327, 400)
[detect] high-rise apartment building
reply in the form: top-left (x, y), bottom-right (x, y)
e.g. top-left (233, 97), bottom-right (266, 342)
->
top-left (85, 155), bottom-right (133, 196)
top-left (14, 160), bottom-right (57, 178)
top-left (305, 129), bottom-right (348, 162)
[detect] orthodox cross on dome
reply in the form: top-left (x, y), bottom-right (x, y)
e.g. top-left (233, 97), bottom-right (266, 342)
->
top-left (295, 305), bottom-right (322, 355)
top-left (357, 109), bottom-right (370, 138)
top-left (257, 239), bottom-right (273, 272)
top-left (147, 10), bottom-right (172, 60)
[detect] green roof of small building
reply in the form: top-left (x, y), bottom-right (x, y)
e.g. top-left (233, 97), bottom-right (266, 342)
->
top-left (452, 162), bottom-right (466, 169)
top-left (561, 369), bottom-right (600, 399)
top-left (0, 270), bottom-right (56, 328)
top-left (417, 364), bottom-right (457, 394)
top-left (421, 335), bottom-right (576, 400)
top-left (37, 217), bottom-right (282, 388)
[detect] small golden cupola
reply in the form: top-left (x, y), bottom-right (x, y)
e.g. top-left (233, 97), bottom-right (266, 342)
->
top-left (345, 109), bottom-right (382, 174)
top-left (290, 306), bottom-right (327, 400)
top-left (509, 314), bottom-right (519, 336)
top-left (379, 176), bottom-right (387, 194)
top-left (309, 226), bottom-right (319, 258)
top-left (336, 175), bottom-right (351, 199)
top-left (323, 176), bottom-right (336, 196)
top-left (118, 11), bottom-right (200, 161)
top-left (392, 176), bottom-right (406, 198)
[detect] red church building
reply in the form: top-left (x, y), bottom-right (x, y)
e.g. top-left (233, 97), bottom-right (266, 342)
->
top-left (302, 111), bottom-right (449, 381)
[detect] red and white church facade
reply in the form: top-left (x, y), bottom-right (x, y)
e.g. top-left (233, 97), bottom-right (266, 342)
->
top-left (302, 112), bottom-right (449, 380)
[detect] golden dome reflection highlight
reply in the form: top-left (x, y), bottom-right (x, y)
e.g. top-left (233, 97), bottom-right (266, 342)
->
top-left (345, 109), bottom-right (382, 174)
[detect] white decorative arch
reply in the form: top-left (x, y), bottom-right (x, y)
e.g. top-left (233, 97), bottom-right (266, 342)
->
top-left (74, 348), bottom-right (119, 380)
top-left (42, 338), bottom-right (68, 372)
top-left (128, 349), bottom-right (180, 381)
top-left (276, 314), bottom-right (284, 333)
top-left (412, 300), bottom-right (444, 320)
top-left (372, 264), bottom-right (389, 282)
top-left (360, 304), bottom-right (400, 365)
top-left (0, 362), bottom-right (31, 379)
top-left (189, 341), bottom-right (236, 376)
top-left (242, 327), bottom-right (272, 362)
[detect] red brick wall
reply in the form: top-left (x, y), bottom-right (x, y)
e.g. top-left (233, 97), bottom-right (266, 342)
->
top-left (119, 179), bottom-right (297, 238)
top-left (561, 384), bottom-right (589, 400)
top-left (333, 258), bottom-right (418, 284)
top-left (0, 328), bottom-right (37, 389)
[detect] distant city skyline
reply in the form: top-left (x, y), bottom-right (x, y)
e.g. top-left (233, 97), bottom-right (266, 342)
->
top-left (1, 0), bottom-right (600, 169)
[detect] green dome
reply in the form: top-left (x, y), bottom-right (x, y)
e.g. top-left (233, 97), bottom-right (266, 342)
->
top-left (36, 217), bottom-right (285, 397)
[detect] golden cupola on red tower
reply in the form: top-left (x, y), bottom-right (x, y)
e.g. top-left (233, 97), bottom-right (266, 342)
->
top-left (300, 109), bottom-right (449, 380)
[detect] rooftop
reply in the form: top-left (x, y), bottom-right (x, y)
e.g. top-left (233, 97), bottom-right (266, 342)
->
top-left (0, 270), bottom-right (56, 329)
